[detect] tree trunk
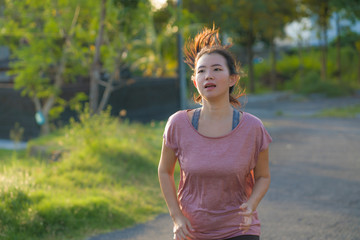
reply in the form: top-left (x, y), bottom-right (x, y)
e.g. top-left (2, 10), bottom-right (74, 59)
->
top-left (356, 42), bottom-right (360, 85)
top-left (358, 52), bottom-right (360, 85)
top-left (32, 96), bottom-right (49, 135)
top-left (90, 0), bottom-right (106, 114)
top-left (336, 12), bottom-right (341, 82)
top-left (89, 68), bottom-right (100, 113)
top-left (97, 68), bottom-right (118, 113)
top-left (247, 37), bottom-right (255, 93)
top-left (320, 1), bottom-right (329, 81)
top-left (321, 26), bottom-right (328, 81)
top-left (270, 38), bottom-right (277, 90)
top-left (298, 41), bottom-right (304, 89)
top-left (247, 17), bottom-right (255, 93)
top-left (37, 6), bottom-right (80, 135)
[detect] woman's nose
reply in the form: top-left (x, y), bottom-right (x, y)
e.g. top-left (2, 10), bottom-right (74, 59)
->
top-left (205, 71), bottom-right (214, 80)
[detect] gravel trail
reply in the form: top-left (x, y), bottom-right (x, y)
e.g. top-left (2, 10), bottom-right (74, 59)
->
top-left (87, 93), bottom-right (360, 240)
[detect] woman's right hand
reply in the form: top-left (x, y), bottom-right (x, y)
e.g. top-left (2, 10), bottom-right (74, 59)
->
top-left (172, 214), bottom-right (195, 240)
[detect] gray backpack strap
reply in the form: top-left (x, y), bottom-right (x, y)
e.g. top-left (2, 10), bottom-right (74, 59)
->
top-left (193, 108), bottom-right (239, 131)
top-left (192, 108), bottom-right (201, 130)
top-left (232, 109), bottom-right (240, 130)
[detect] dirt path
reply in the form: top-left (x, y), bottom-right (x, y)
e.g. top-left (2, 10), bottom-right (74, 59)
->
top-left (87, 94), bottom-right (360, 240)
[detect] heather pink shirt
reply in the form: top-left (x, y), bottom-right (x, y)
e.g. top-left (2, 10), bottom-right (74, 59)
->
top-left (163, 110), bottom-right (272, 240)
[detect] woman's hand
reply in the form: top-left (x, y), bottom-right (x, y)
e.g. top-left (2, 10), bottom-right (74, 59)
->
top-left (173, 214), bottom-right (195, 240)
top-left (159, 142), bottom-right (194, 239)
top-left (238, 148), bottom-right (271, 233)
top-left (239, 202), bottom-right (253, 233)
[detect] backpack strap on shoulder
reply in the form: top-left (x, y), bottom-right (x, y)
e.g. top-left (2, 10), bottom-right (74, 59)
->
top-left (232, 109), bottom-right (240, 130)
top-left (191, 108), bottom-right (201, 130)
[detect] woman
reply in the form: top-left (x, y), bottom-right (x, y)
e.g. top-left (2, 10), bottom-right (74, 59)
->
top-left (158, 26), bottom-right (272, 240)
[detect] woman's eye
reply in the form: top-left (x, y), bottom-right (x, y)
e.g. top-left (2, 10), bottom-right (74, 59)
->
top-left (214, 68), bottom-right (222, 71)
top-left (197, 69), bottom-right (204, 73)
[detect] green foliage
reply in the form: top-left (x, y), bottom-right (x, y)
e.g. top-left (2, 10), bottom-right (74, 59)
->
top-left (330, 29), bottom-right (360, 48)
top-left (254, 47), bottom-right (359, 97)
top-left (0, 0), bottom-right (181, 132)
top-left (128, 1), bottom-right (187, 77)
top-left (296, 70), bottom-right (353, 97)
top-left (0, 110), bottom-right (168, 240)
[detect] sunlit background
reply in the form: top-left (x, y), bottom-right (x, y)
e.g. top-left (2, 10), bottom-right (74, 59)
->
top-left (0, 1), bottom-right (360, 240)
top-left (0, 0), bottom-right (359, 136)
top-left (150, 0), bottom-right (168, 10)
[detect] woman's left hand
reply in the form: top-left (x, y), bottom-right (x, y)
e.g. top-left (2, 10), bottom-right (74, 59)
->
top-left (239, 202), bottom-right (253, 233)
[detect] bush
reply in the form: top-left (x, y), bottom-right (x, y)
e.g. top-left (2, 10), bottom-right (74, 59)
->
top-left (299, 71), bottom-right (353, 97)
top-left (254, 46), bottom-right (360, 96)
top-left (0, 108), bottom-right (167, 240)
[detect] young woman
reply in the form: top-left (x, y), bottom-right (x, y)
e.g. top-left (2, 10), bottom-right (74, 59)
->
top-left (158, 26), bottom-right (272, 240)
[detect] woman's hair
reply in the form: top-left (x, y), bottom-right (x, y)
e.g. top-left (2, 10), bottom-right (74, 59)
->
top-left (184, 26), bottom-right (245, 107)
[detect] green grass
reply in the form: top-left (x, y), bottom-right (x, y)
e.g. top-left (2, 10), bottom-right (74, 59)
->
top-left (315, 104), bottom-right (360, 118)
top-left (0, 108), bottom-right (172, 240)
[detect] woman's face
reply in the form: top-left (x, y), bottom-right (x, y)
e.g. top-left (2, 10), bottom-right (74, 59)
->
top-left (194, 53), bottom-right (236, 102)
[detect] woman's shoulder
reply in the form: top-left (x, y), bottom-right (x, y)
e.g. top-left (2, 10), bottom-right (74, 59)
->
top-left (242, 111), bottom-right (266, 127)
top-left (166, 110), bottom-right (188, 125)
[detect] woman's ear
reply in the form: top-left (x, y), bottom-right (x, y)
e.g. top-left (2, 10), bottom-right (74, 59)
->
top-left (191, 75), bottom-right (197, 88)
top-left (229, 74), bottom-right (239, 87)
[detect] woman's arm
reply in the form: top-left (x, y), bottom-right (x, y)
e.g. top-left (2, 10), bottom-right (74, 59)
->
top-left (248, 147), bottom-right (271, 210)
top-left (158, 140), bottom-right (194, 240)
top-left (240, 147), bottom-right (271, 232)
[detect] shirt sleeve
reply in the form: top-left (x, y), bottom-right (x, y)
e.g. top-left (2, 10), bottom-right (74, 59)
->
top-left (252, 118), bottom-right (272, 169)
top-left (163, 113), bottom-right (179, 154)
top-left (259, 123), bottom-right (272, 152)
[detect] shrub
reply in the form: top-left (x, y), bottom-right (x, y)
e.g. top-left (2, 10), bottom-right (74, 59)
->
top-left (254, 46), bottom-right (360, 96)
top-left (0, 109), bottom-right (167, 240)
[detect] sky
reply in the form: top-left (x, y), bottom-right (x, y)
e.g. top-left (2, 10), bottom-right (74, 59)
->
top-left (285, 14), bottom-right (360, 46)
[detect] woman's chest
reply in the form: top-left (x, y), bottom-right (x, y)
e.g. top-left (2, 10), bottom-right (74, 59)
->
top-left (197, 118), bottom-right (233, 138)
top-left (178, 138), bottom-right (255, 176)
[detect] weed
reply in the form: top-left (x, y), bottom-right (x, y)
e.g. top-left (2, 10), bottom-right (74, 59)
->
top-left (315, 104), bottom-right (360, 118)
top-left (0, 110), bottom-right (168, 240)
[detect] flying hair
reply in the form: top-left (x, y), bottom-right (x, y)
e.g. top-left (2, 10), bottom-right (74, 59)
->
top-left (183, 25), bottom-right (245, 108)
top-left (184, 25), bottom-right (232, 70)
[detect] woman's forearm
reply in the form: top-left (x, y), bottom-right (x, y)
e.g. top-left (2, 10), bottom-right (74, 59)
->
top-left (158, 171), bottom-right (183, 219)
top-left (247, 176), bottom-right (271, 211)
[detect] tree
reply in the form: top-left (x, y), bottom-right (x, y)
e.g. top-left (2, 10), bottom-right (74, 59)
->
top-left (1, 0), bottom-right (164, 125)
top-left (222, 0), bottom-right (268, 93)
top-left (302, 0), bottom-right (333, 81)
top-left (87, 0), bottom-right (164, 114)
top-left (183, 0), bottom-right (267, 93)
top-left (89, 0), bottom-right (106, 113)
top-left (0, 0), bottom-right (87, 134)
top-left (131, 1), bottom-right (179, 77)
top-left (303, 0), bottom-right (360, 82)
top-left (183, 0), bottom-right (301, 93)
top-left (330, 0), bottom-right (360, 83)
top-left (260, 0), bottom-right (299, 90)
top-left (357, 41), bottom-right (360, 84)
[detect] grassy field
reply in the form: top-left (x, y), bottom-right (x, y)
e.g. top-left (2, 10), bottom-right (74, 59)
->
top-left (0, 109), bottom-right (173, 240)
top-left (315, 104), bottom-right (360, 118)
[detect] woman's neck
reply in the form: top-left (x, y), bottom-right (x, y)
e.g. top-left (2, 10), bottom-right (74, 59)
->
top-left (201, 98), bottom-right (233, 121)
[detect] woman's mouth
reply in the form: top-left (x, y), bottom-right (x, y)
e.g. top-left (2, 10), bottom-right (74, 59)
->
top-left (204, 83), bottom-right (216, 89)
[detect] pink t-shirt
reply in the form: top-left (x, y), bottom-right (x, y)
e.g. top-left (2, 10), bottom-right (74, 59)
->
top-left (163, 110), bottom-right (272, 240)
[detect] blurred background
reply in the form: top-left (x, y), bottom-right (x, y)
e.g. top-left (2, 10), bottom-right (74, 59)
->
top-left (0, 0), bottom-right (359, 139)
top-left (0, 1), bottom-right (360, 240)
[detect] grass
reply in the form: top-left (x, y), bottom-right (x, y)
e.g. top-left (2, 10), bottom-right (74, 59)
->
top-left (0, 107), bottom-right (172, 240)
top-left (315, 104), bottom-right (360, 118)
